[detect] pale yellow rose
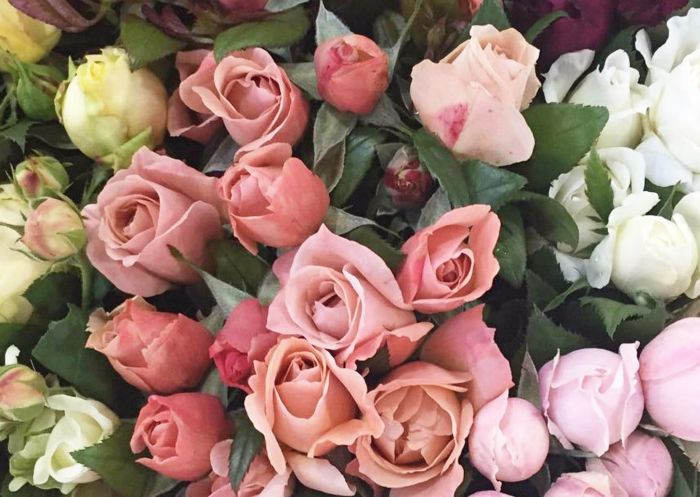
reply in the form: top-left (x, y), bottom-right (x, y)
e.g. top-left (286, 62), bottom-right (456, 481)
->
top-left (0, 0), bottom-right (60, 65)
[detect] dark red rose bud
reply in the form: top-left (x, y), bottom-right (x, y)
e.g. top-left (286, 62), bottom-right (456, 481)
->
top-left (617, 0), bottom-right (687, 26)
top-left (384, 146), bottom-right (435, 208)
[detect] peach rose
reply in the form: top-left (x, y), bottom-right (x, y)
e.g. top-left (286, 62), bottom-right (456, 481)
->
top-left (314, 34), bottom-right (389, 115)
top-left (396, 205), bottom-right (500, 314)
top-left (173, 48), bottom-right (309, 157)
top-left (217, 143), bottom-right (330, 254)
top-left (245, 337), bottom-right (383, 496)
top-left (82, 147), bottom-right (223, 297)
top-left (86, 297), bottom-right (214, 394)
top-left (267, 225), bottom-right (433, 369)
top-left (410, 25), bottom-right (540, 166)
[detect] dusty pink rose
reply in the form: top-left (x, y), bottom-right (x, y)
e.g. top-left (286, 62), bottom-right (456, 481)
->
top-left (86, 297), bottom-right (214, 394)
top-left (22, 198), bottom-right (85, 261)
top-left (209, 299), bottom-right (278, 392)
top-left (245, 337), bottom-right (383, 496)
top-left (545, 472), bottom-right (627, 497)
top-left (540, 344), bottom-right (645, 456)
top-left (82, 147), bottom-right (223, 297)
top-left (186, 440), bottom-right (293, 497)
top-left (217, 143), bottom-right (330, 254)
top-left (396, 205), bottom-right (500, 314)
top-left (173, 48), bottom-right (309, 157)
top-left (130, 393), bottom-right (231, 481)
top-left (267, 225), bottom-right (433, 369)
top-left (410, 25), bottom-right (540, 166)
top-left (315, 34), bottom-right (389, 115)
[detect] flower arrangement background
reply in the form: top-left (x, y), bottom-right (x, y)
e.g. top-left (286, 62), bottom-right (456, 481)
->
top-left (1, 1), bottom-right (700, 497)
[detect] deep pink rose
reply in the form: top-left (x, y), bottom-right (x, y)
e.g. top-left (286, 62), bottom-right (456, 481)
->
top-left (130, 393), bottom-right (231, 481)
top-left (217, 143), bottom-right (330, 254)
top-left (209, 299), bottom-right (278, 392)
top-left (617, 0), bottom-right (687, 25)
top-left (396, 205), bottom-right (500, 314)
top-left (383, 146), bottom-right (435, 208)
top-left (315, 34), bottom-right (389, 115)
top-left (86, 297), bottom-right (214, 394)
top-left (82, 147), bottom-right (223, 297)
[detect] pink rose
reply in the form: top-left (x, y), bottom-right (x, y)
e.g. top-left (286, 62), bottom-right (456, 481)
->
top-left (545, 472), bottom-right (628, 497)
top-left (209, 299), bottom-right (278, 392)
top-left (383, 146), bottom-right (435, 208)
top-left (410, 25), bottom-right (540, 166)
top-left (396, 205), bottom-right (500, 314)
top-left (130, 393), bottom-right (231, 481)
top-left (172, 48), bottom-right (309, 157)
top-left (86, 297), bottom-right (214, 394)
top-left (217, 143), bottom-right (330, 254)
top-left (314, 34), bottom-right (389, 115)
top-left (82, 147), bottom-right (223, 297)
top-left (540, 344), bottom-right (645, 456)
top-left (267, 225), bottom-right (433, 368)
top-left (245, 337), bottom-right (383, 496)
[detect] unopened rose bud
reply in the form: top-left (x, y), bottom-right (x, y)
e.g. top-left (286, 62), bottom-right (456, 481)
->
top-left (14, 61), bottom-right (63, 121)
top-left (15, 156), bottom-right (69, 199)
top-left (0, 364), bottom-right (47, 424)
top-left (22, 198), bottom-right (85, 261)
top-left (0, 0), bottom-right (60, 67)
top-left (383, 146), bottom-right (435, 208)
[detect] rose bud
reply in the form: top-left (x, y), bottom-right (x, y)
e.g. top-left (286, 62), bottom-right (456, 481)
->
top-left (640, 318), bottom-right (700, 441)
top-left (315, 34), bottom-right (389, 115)
top-left (86, 297), bottom-right (214, 394)
top-left (539, 344), bottom-right (644, 456)
top-left (0, 364), bottom-right (47, 428)
top-left (545, 472), bottom-right (628, 497)
top-left (587, 431), bottom-right (673, 497)
top-left (0, 0), bottom-right (60, 66)
top-left (57, 47), bottom-right (168, 170)
top-left (469, 394), bottom-right (549, 489)
top-left (22, 198), bottom-right (86, 261)
top-left (14, 156), bottom-right (69, 199)
top-left (7, 60), bottom-right (64, 121)
top-left (218, 143), bottom-right (330, 254)
top-left (383, 146), bottom-right (435, 208)
top-left (209, 299), bottom-right (277, 392)
top-left (130, 393), bottom-right (231, 481)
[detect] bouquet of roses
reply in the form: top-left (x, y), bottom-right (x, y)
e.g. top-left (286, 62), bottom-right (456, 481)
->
top-left (2, 0), bottom-right (700, 496)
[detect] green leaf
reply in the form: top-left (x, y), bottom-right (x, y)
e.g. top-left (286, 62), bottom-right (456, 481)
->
top-left (525, 10), bottom-right (568, 43)
top-left (526, 270), bottom-right (559, 309)
top-left (584, 148), bottom-right (614, 223)
top-left (417, 187), bottom-right (451, 231)
top-left (72, 422), bottom-right (158, 497)
top-left (264, 0), bottom-right (309, 12)
top-left (360, 94), bottom-right (404, 131)
top-left (648, 181), bottom-right (683, 220)
top-left (1, 476), bottom-right (61, 497)
top-left (468, 0), bottom-right (510, 31)
top-left (214, 7), bottom-right (311, 61)
top-left (211, 240), bottom-right (269, 295)
top-left (581, 297), bottom-right (652, 339)
top-left (373, 9), bottom-right (405, 48)
top-left (543, 279), bottom-right (589, 313)
top-left (331, 126), bottom-right (385, 207)
top-left (23, 271), bottom-right (80, 320)
top-left (257, 270), bottom-right (280, 306)
top-left (203, 136), bottom-right (239, 174)
top-left (675, 438), bottom-right (700, 472)
top-left (527, 306), bottom-right (592, 367)
top-left (461, 160), bottom-right (527, 210)
top-left (413, 129), bottom-right (470, 206)
top-left (229, 410), bottom-right (264, 492)
top-left (346, 226), bottom-right (404, 271)
top-left (280, 62), bottom-right (320, 100)
top-left (615, 300), bottom-right (667, 346)
top-left (516, 191), bottom-right (579, 249)
top-left (670, 463), bottom-right (695, 497)
top-left (0, 323), bottom-right (45, 360)
top-left (313, 103), bottom-right (357, 191)
top-left (594, 26), bottom-right (642, 69)
top-left (522, 103), bottom-right (609, 191)
top-left (324, 206), bottom-right (378, 235)
top-left (315, 1), bottom-right (352, 44)
top-left (200, 368), bottom-right (228, 405)
top-left (386, 0), bottom-right (423, 78)
top-left (517, 350), bottom-right (541, 409)
top-left (0, 121), bottom-right (32, 151)
top-left (120, 16), bottom-right (186, 69)
top-left (494, 204), bottom-right (526, 287)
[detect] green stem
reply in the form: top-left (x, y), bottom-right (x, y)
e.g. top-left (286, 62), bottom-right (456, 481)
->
top-left (76, 251), bottom-right (93, 309)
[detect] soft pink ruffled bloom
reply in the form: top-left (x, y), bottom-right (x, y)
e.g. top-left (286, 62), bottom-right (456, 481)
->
top-left (209, 299), bottom-right (278, 392)
top-left (130, 393), bottom-right (231, 481)
top-left (410, 25), bottom-right (540, 166)
top-left (469, 394), bottom-right (549, 489)
top-left (539, 344), bottom-right (644, 456)
top-left (217, 143), bottom-right (330, 254)
top-left (82, 147), bottom-right (223, 297)
top-left (545, 472), bottom-right (628, 497)
top-left (172, 48), bottom-right (309, 157)
top-left (86, 297), bottom-right (213, 394)
top-left (315, 34), bottom-right (389, 115)
top-left (396, 205), bottom-right (500, 314)
top-left (244, 338), bottom-right (383, 496)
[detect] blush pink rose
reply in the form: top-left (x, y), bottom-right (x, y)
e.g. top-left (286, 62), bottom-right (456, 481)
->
top-left (209, 299), bottom-right (278, 392)
top-left (314, 34), bottom-right (389, 115)
top-left (410, 25), bottom-right (540, 166)
top-left (86, 297), bottom-right (213, 394)
top-left (130, 393), bottom-right (231, 481)
top-left (174, 48), bottom-right (309, 157)
top-left (396, 205), bottom-right (500, 314)
top-left (267, 225), bottom-right (433, 369)
top-left (545, 472), bottom-right (628, 497)
top-left (245, 337), bottom-right (384, 496)
top-left (217, 143), bottom-right (330, 254)
top-left (82, 147), bottom-right (223, 297)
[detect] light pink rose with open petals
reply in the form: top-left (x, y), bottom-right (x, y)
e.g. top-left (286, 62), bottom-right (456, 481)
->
top-left (82, 147), bottom-right (223, 297)
top-left (217, 143), bottom-right (329, 254)
top-left (245, 337), bottom-right (383, 496)
top-left (545, 472), bottom-right (628, 497)
top-left (410, 25), bottom-right (540, 166)
top-left (86, 297), bottom-right (214, 394)
top-left (540, 344), bottom-right (644, 456)
top-left (173, 48), bottom-right (309, 157)
top-left (396, 205), bottom-right (500, 314)
top-left (267, 225), bottom-right (433, 369)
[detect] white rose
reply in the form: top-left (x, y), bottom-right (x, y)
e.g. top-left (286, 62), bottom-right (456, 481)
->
top-left (543, 49), bottom-right (649, 148)
top-left (587, 192), bottom-right (698, 300)
top-left (673, 192), bottom-right (700, 298)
